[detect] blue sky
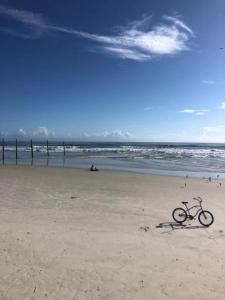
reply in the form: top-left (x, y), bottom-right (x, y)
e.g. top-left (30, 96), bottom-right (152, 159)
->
top-left (0, 0), bottom-right (224, 142)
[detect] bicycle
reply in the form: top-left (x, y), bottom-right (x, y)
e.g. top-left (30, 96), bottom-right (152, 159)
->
top-left (172, 197), bottom-right (214, 227)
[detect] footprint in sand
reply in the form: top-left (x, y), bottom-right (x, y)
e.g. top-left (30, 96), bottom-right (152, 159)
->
top-left (208, 229), bottom-right (225, 240)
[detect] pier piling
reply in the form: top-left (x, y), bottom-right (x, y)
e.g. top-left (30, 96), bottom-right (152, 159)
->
top-left (16, 139), bottom-right (18, 164)
top-left (2, 138), bottom-right (4, 164)
top-left (30, 139), bottom-right (34, 165)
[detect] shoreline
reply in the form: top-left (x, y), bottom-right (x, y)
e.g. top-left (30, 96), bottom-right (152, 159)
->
top-left (2, 140), bottom-right (225, 179)
top-left (0, 163), bottom-right (224, 180)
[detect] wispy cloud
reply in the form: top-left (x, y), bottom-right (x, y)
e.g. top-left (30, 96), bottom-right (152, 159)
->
top-left (18, 128), bottom-right (27, 136)
top-left (0, 4), bottom-right (47, 38)
top-left (202, 80), bottom-right (215, 85)
top-left (203, 125), bottom-right (225, 134)
top-left (180, 109), bottom-right (209, 116)
top-left (102, 47), bottom-right (151, 61)
top-left (220, 102), bottom-right (225, 109)
top-left (0, 4), bottom-right (45, 26)
top-left (0, 131), bottom-right (8, 137)
top-left (144, 107), bottom-right (152, 111)
top-left (35, 126), bottom-right (55, 138)
top-left (0, 4), bottom-right (194, 61)
top-left (163, 16), bottom-right (194, 35)
top-left (180, 109), bottom-right (195, 113)
top-left (195, 112), bottom-right (205, 116)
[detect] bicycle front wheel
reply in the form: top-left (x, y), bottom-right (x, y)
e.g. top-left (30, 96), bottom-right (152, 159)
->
top-left (198, 210), bottom-right (214, 227)
top-left (172, 207), bottom-right (187, 223)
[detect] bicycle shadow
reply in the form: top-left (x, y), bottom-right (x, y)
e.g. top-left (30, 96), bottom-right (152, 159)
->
top-left (156, 221), bottom-right (205, 234)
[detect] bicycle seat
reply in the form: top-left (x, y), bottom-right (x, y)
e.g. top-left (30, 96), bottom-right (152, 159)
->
top-left (182, 201), bottom-right (188, 204)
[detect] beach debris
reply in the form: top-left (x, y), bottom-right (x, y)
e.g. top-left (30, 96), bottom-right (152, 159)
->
top-left (139, 226), bottom-right (150, 232)
top-left (70, 196), bottom-right (78, 199)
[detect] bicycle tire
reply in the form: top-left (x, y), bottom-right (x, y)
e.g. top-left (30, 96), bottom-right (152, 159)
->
top-left (198, 210), bottom-right (214, 227)
top-left (172, 207), bottom-right (187, 223)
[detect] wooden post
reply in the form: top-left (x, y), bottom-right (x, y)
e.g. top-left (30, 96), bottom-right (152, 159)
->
top-left (16, 139), bottom-right (18, 164)
top-left (30, 139), bottom-right (34, 165)
top-left (47, 140), bottom-right (49, 157)
top-left (63, 142), bottom-right (66, 167)
top-left (46, 140), bottom-right (49, 166)
top-left (63, 142), bottom-right (66, 157)
top-left (2, 138), bottom-right (4, 164)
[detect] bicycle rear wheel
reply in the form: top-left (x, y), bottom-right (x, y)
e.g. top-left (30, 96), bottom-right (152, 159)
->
top-left (198, 210), bottom-right (214, 227)
top-left (172, 207), bottom-right (187, 223)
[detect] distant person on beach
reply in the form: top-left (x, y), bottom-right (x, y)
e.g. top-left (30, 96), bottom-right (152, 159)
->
top-left (208, 177), bottom-right (212, 183)
top-left (90, 164), bottom-right (99, 171)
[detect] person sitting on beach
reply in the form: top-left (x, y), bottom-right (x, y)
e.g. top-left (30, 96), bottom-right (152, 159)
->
top-left (90, 164), bottom-right (99, 171)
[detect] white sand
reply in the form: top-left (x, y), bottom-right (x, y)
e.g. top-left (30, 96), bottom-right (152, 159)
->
top-left (0, 165), bottom-right (224, 300)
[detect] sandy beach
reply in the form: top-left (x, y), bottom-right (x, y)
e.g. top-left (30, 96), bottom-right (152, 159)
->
top-left (0, 165), bottom-right (224, 300)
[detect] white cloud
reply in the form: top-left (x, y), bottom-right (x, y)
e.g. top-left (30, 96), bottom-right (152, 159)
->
top-left (83, 130), bottom-right (134, 140)
top-left (220, 102), bottom-right (225, 109)
top-left (180, 109), bottom-right (209, 116)
top-left (202, 80), bottom-right (215, 85)
top-left (80, 15), bottom-right (193, 61)
top-left (35, 126), bottom-right (55, 138)
top-left (18, 128), bottom-right (27, 136)
top-left (0, 4), bottom-right (194, 61)
top-left (96, 130), bottom-right (133, 138)
top-left (180, 109), bottom-right (195, 113)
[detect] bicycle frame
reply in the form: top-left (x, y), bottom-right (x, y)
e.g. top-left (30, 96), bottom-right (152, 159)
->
top-left (172, 196), bottom-right (214, 227)
top-left (182, 201), bottom-right (203, 218)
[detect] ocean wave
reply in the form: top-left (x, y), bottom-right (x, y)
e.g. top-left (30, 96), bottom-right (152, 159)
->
top-left (2, 144), bottom-right (225, 159)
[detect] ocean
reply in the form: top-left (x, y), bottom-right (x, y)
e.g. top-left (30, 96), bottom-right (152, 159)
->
top-left (1, 141), bottom-right (225, 178)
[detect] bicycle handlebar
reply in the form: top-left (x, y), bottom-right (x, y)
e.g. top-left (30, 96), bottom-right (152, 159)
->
top-left (192, 196), bottom-right (203, 203)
